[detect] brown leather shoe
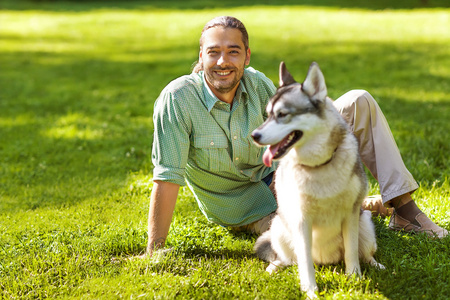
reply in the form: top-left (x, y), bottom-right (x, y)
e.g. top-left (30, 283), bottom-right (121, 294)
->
top-left (389, 204), bottom-right (448, 238)
top-left (361, 195), bottom-right (393, 218)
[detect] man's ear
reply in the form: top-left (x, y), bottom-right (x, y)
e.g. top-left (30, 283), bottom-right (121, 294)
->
top-left (279, 61), bottom-right (296, 87)
top-left (301, 62), bottom-right (327, 101)
top-left (245, 48), bottom-right (251, 66)
top-left (198, 48), bottom-right (203, 64)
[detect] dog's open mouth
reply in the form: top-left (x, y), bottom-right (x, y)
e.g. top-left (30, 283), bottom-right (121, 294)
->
top-left (263, 130), bottom-right (303, 167)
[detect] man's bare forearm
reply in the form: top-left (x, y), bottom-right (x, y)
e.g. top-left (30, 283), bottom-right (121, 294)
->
top-left (146, 180), bottom-right (179, 256)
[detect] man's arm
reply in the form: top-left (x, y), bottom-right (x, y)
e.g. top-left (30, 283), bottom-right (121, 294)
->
top-left (146, 180), bottom-right (180, 256)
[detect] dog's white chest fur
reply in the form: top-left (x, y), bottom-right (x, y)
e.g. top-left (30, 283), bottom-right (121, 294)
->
top-left (252, 62), bottom-right (384, 299)
top-left (275, 139), bottom-right (365, 265)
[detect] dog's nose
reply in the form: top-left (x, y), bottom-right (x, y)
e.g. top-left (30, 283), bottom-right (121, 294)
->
top-left (251, 131), bottom-right (261, 142)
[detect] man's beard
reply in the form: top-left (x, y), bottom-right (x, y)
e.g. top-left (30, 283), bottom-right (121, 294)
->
top-left (204, 65), bottom-right (245, 94)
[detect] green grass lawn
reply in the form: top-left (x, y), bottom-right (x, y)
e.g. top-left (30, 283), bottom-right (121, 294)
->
top-left (1, 0), bottom-right (449, 298)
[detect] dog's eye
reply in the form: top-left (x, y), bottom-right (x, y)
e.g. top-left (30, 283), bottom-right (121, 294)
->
top-left (277, 111), bottom-right (288, 119)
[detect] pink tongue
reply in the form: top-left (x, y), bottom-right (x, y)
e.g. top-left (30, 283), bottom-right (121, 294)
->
top-left (263, 144), bottom-right (281, 167)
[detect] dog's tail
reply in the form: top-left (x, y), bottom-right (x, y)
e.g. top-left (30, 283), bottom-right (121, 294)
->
top-left (254, 230), bottom-right (277, 262)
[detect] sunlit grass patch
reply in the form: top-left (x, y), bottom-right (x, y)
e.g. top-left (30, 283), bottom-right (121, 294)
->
top-left (0, 1), bottom-right (449, 299)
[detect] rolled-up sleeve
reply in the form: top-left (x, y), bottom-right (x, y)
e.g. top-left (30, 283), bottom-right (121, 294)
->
top-left (152, 89), bottom-right (191, 186)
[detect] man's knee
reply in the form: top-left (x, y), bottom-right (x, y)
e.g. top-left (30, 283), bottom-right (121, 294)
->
top-left (334, 89), bottom-right (378, 114)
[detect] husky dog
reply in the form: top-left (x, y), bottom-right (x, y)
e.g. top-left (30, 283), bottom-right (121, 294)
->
top-left (251, 62), bottom-right (384, 298)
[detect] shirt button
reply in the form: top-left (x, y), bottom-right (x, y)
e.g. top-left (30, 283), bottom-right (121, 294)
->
top-left (233, 136), bottom-right (238, 140)
top-left (210, 141), bottom-right (214, 146)
top-left (235, 157), bottom-right (239, 161)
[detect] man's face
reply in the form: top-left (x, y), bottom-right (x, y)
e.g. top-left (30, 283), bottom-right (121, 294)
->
top-left (199, 27), bottom-right (251, 102)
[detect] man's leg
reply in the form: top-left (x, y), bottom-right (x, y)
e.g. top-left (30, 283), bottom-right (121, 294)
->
top-left (229, 212), bottom-right (275, 235)
top-left (334, 90), bottom-right (447, 238)
top-left (229, 172), bottom-right (276, 235)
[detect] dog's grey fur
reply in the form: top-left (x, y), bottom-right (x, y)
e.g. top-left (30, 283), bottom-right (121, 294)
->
top-left (251, 62), bottom-right (384, 298)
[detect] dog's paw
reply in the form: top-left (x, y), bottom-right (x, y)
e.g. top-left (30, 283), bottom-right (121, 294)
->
top-left (306, 290), bottom-right (318, 299)
top-left (368, 257), bottom-right (385, 270)
top-left (345, 266), bottom-right (361, 277)
top-left (374, 262), bottom-right (386, 270)
top-left (266, 262), bottom-right (279, 274)
top-left (301, 285), bottom-right (318, 299)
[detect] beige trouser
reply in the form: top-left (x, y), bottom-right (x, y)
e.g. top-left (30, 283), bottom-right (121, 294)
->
top-left (333, 90), bottom-right (419, 203)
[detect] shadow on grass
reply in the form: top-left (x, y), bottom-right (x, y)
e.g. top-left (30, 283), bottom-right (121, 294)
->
top-left (1, 38), bottom-right (449, 212)
top-left (2, 0), bottom-right (450, 11)
top-left (0, 40), bottom-right (198, 211)
top-left (180, 247), bottom-right (256, 260)
top-left (369, 219), bottom-right (450, 299)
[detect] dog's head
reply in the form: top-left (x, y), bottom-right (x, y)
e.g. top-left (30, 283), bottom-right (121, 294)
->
top-left (251, 62), bottom-right (329, 167)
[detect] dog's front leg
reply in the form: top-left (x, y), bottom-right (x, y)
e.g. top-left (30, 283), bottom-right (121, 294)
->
top-left (342, 211), bottom-right (361, 275)
top-left (293, 218), bottom-right (318, 299)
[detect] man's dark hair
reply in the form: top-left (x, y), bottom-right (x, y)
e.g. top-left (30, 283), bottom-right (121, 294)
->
top-left (192, 16), bottom-right (249, 73)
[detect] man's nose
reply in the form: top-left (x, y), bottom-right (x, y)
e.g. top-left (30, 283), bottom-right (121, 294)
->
top-left (217, 53), bottom-right (228, 66)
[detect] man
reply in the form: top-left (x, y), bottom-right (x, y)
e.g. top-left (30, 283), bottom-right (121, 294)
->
top-left (146, 16), bottom-right (447, 256)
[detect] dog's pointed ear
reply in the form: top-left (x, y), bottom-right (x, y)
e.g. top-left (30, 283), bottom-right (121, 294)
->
top-left (302, 62), bottom-right (327, 101)
top-left (279, 61), bottom-right (296, 87)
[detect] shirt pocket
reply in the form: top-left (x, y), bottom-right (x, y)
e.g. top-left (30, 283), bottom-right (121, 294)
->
top-left (193, 134), bottom-right (229, 172)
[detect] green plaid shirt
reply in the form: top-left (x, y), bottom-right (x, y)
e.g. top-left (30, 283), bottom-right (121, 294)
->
top-left (152, 67), bottom-right (277, 226)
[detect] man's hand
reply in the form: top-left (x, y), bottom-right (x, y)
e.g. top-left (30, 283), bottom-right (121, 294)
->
top-left (146, 237), bottom-right (166, 256)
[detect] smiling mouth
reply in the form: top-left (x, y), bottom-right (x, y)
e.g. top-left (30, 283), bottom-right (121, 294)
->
top-left (262, 130), bottom-right (303, 167)
top-left (214, 70), bottom-right (233, 76)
